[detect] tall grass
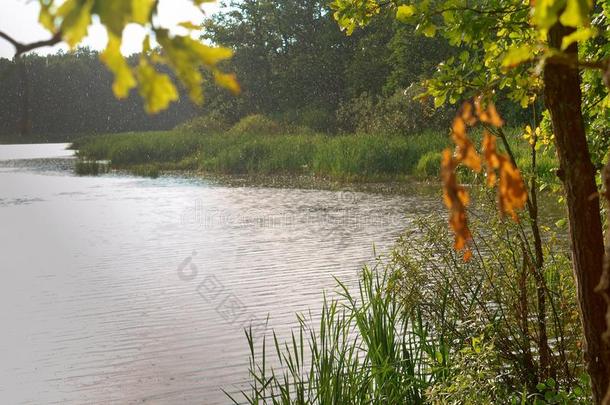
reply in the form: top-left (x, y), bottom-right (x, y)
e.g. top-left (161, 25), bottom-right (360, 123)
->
top-left (230, 266), bottom-right (450, 404)
top-left (230, 210), bottom-right (589, 404)
top-left (72, 127), bottom-right (557, 182)
top-left (73, 130), bottom-right (451, 180)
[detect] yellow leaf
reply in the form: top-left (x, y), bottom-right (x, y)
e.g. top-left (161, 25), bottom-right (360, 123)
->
top-left (533, 0), bottom-right (562, 31)
top-left (100, 34), bottom-right (136, 99)
top-left (422, 24), bottom-right (436, 38)
top-left (561, 27), bottom-right (597, 50)
top-left (396, 5), bottom-right (415, 22)
top-left (38, 2), bottom-right (56, 32)
top-left (131, 0), bottom-right (156, 24)
top-left (136, 58), bottom-right (179, 114)
top-left (96, 0), bottom-right (132, 36)
top-left (214, 71), bottom-right (240, 94)
top-left (178, 21), bottom-right (202, 30)
top-left (59, 0), bottom-right (94, 48)
top-left (190, 41), bottom-right (233, 66)
top-left (559, 0), bottom-right (592, 27)
top-left (502, 45), bottom-right (533, 69)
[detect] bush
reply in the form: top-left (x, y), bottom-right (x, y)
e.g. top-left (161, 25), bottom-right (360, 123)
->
top-left (174, 111), bottom-right (230, 134)
top-left (295, 107), bottom-right (337, 133)
top-left (336, 92), bottom-right (375, 134)
top-left (337, 85), bottom-right (452, 135)
top-left (391, 210), bottom-right (587, 401)
top-left (229, 114), bottom-right (282, 136)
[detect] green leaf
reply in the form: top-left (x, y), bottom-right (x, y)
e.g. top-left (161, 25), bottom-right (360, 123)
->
top-left (136, 58), bottom-right (179, 114)
top-left (396, 5), bottom-right (415, 22)
top-left (100, 34), bottom-right (136, 99)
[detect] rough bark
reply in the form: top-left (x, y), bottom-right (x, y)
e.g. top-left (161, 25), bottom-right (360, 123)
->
top-left (600, 163), bottom-right (610, 404)
top-left (544, 23), bottom-right (610, 403)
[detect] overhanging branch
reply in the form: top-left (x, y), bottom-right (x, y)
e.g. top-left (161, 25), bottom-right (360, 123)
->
top-left (0, 30), bottom-right (62, 58)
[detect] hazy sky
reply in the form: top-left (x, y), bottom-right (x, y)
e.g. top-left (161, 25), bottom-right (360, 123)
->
top-left (0, 0), bottom-right (220, 59)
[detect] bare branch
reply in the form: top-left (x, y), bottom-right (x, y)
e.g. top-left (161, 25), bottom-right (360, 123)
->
top-left (0, 30), bottom-right (62, 58)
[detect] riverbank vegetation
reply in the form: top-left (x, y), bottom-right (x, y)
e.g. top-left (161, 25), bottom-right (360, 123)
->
top-left (73, 114), bottom-right (558, 183)
top-left (233, 211), bottom-right (587, 404)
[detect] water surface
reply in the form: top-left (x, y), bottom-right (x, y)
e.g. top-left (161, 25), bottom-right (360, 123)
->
top-left (0, 143), bottom-right (440, 404)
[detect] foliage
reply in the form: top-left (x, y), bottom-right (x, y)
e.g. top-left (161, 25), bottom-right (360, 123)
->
top-left (33, 0), bottom-right (239, 113)
top-left (390, 210), bottom-right (587, 401)
top-left (230, 266), bottom-right (448, 404)
top-left (415, 151), bottom-right (442, 178)
top-left (425, 335), bottom-right (508, 403)
top-left (440, 99), bottom-right (527, 259)
top-left (72, 127), bottom-right (448, 178)
top-left (174, 111), bottom-right (231, 134)
top-left (337, 86), bottom-right (452, 135)
top-left (229, 114), bottom-right (282, 136)
top-left (330, 0), bottom-right (610, 170)
top-left (231, 209), bottom-right (587, 403)
top-left (1, 0), bottom-right (533, 138)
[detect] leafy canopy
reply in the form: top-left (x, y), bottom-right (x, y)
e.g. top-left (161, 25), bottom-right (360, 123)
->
top-left (37, 0), bottom-right (239, 113)
top-left (332, 0), bottom-right (609, 256)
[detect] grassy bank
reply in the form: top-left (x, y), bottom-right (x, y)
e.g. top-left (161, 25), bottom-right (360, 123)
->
top-left (229, 214), bottom-right (586, 404)
top-left (72, 126), bottom-right (557, 182)
top-left (72, 130), bottom-right (447, 179)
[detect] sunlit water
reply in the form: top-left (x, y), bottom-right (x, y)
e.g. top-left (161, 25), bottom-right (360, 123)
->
top-left (0, 143), bottom-right (440, 404)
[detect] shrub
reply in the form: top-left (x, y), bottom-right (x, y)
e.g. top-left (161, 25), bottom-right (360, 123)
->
top-left (229, 114), bottom-right (282, 136)
top-left (337, 85), bottom-right (452, 135)
top-left (391, 210), bottom-right (586, 400)
top-left (174, 111), bottom-right (230, 134)
top-left (336, 92), bottom-right (376, 134)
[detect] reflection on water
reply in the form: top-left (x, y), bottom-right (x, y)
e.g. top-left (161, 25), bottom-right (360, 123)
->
top-left (0, 143), bottom-right (440, 404)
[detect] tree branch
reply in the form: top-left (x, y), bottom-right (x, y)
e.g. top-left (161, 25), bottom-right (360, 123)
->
top-left (0, 30), bottom-right (62, 58)
top-left (546, 53), bottom-right (609, 72)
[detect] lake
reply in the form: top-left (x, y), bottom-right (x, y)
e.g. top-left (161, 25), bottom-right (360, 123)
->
top-left (0, 143), bottom-right (440, 404)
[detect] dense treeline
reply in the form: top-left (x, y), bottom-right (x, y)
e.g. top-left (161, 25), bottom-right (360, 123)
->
top-left (0, 0), bottom-right (527, 141)
top-left (0, 48), bottom-right (197, 140)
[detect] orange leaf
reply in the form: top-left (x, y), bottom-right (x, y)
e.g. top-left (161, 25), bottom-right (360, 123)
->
top-left (474, 96), bottom-right (504, 127)
top-left (451, 115), bottom-right (481, 172)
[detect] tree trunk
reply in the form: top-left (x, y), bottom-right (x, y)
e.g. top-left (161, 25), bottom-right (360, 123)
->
top-left (544, 23), bottom-right (610, 403)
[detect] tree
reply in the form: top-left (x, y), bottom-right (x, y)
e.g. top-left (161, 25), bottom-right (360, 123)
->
top-left (331, 0), bottom-right (610, 401)
top-left (202, 0), bottom-right (355, 129)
